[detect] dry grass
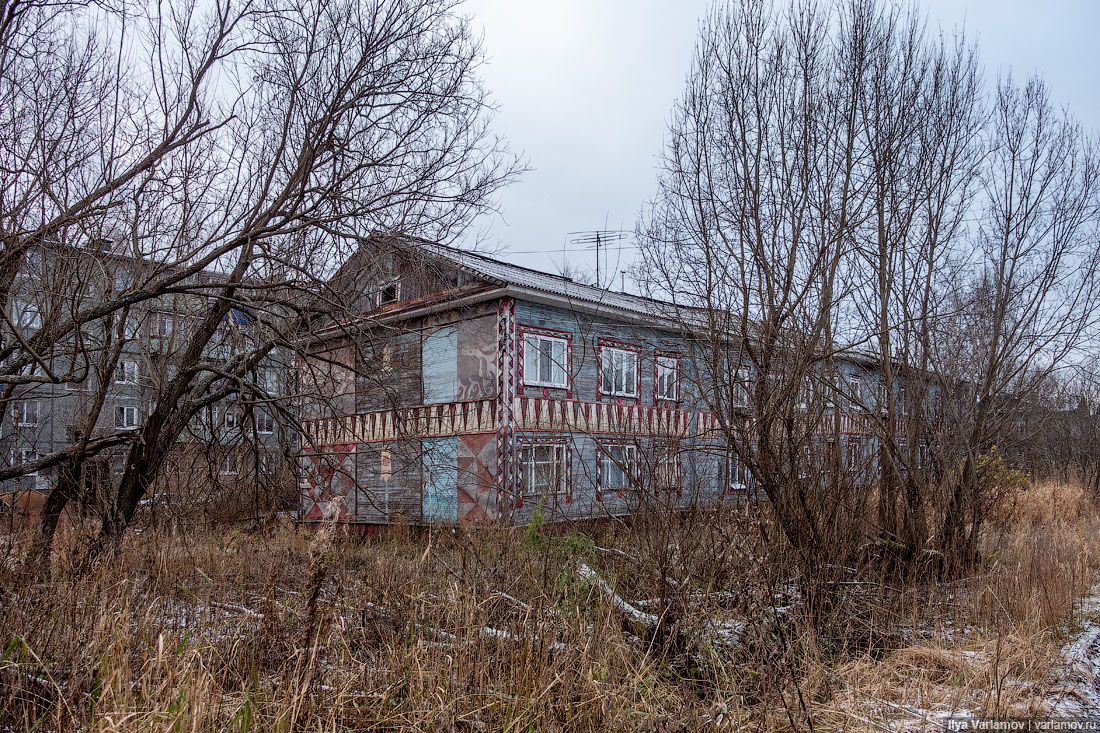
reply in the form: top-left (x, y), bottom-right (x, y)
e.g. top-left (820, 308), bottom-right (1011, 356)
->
top-left (0, 482), bottom-right (1097, 731)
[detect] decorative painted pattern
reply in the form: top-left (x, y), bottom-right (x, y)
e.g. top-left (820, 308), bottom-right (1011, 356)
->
top-left (303, 398), bottom-right (497, 447)
top-left (495, 298), bottom-right (517, 513)
top-left (515, 396), bottom-right (711, 437)
top-left (301, 398), bottom-right (887, 450)
top-left (458, 432), bottom-right (498, 522)
top-left (300, 443), bottom-right (355, 521)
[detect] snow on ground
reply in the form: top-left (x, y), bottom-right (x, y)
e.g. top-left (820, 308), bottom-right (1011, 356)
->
top-left (1048, 593), bottom-right (1100, 715)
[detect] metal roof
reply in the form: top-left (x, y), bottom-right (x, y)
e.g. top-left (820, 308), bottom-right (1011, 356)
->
top-left (421, 242), bottom-right (686, 323)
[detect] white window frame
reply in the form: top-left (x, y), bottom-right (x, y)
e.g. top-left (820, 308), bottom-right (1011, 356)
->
top-left (224, 407), bottom-right (240, 429)
top-left (656, 446), bottom-right (681, 490)
top-left (154, 311), bottom-right (174, 338)
top-left (256, 410), bottom-right (275, 434)
top-left (655, 355), bottom-right (679, 401)
top-left (258, 367), bottom-right (279, 394)
top-left (115, 360), bottom-right (139, 384)
top-left (114, 269), bottom-right (133, 293)
top-left (600, 444), bottom-right (637, 491)
top-left (12, 300), bottom-right (41, 331)
top-left (122, 314), bottom-right (142, 339)
top-left (23, 248), bottom-right (42, 274)
top-left (220, 452), bottom-right (239, 476)
top-left (375, 279), bottom-right (401, 307)
top-left (601, 346), bottom-right (638, 398)
top-left (19, 449), bottom-right (39, 476)
top-left (13, 400), bottom-right (38, 427)
top-left (727, 452), bottom-right (751, 491)
top-left (523, 333), bottom-right (569, 389)
top-left (115, 405), bottom-right (138, 428)
top-left (731, 368), bottom-right (751, 409)
top-left (519, 443), bottom-right (568, 496)
top-left (847, 374), bottom-right (865, 411)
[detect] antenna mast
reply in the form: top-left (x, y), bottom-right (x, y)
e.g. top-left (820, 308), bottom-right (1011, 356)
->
top-left (566, 230), bottom-right (629, 288)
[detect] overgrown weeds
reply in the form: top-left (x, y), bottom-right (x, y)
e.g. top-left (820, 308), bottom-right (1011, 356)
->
top-left (0, 481), bottom-right (1097, 730)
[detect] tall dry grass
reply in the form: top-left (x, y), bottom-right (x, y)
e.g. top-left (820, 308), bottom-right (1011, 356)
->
top-left (0, 480), bottom-right (1096, 731)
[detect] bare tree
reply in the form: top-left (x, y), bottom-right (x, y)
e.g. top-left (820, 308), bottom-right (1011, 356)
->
top-left (928, 77), bottom-right (1100, 567)
top-left (638, 0), bottom-right (870, 577)
top-left (2, 0), bottom-right (521, 565)
top-left (638, 0), bottom-right (1100, 574)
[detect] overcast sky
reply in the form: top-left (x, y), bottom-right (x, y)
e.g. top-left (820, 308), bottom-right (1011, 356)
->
top-left (458, 0), bottom-right (1100, 288)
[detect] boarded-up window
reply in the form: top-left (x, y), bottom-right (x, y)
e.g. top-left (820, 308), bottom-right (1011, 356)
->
top-left (422, 437), bottom-right (457, 522)
top-left (422, 327), bottom-right (458, 404)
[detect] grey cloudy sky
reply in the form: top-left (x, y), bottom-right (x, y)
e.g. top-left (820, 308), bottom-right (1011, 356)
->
top-left (458, 0), bottom-right (1100, 288)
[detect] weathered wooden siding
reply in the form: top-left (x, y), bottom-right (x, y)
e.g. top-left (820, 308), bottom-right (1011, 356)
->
top-left (356, 332), bottom-right (422, 412)
top-left (423, 327), bottom-right (458, 404)
top-left (502, 299), bottom-right (723, 520)
top-left (422, 436), bottom-right (458, 523)
top-left (303, 309), bottom-right (502, 525)
top-left (351, 439), bottom-right (422, 522)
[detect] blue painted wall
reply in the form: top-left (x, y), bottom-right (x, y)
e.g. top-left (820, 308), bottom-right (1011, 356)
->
top-left (422, 436), bottom-right (458, 523)
top-left (422, 327), bottom-right (458, 404)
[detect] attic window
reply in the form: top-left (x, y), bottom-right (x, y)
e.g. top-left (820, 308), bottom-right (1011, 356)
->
top-left (376, 280), bottom-right (400, 307)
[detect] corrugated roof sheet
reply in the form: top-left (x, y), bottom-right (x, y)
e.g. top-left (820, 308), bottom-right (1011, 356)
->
top-left (422, 242), bottom-right (681, 321)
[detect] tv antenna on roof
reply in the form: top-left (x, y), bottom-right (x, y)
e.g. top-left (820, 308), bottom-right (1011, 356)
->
top-left (566, 230), bottom-right (629, 289)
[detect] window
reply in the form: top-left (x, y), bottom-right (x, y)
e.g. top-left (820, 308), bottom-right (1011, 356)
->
top-left (209, 405), bottom-right (221, 428)
top-left (123, 314), bottom-right (140, 339)
top-left (520, 444), bottom-right (567, 496)
top-left (115, 405), bottom-right (138, 428)
top-left (154, 312), bottom-right (174, 338)
top-left (732, 368), bottom-right (751, 408)
top-left (797, 378), bottom-right (815, 409)
top-left (847, 374), bottom-right (865, 411)
top-left (12, 300), bottom-right (41, 331)
top-left (19, 449), bottom-right (38, 476)
top-left (115, 360), bottom-right (138, 384)
top-left (375, 280), bottom-right (401, 307)
top-left (656, 446), bottom-right (680, 489)
top-left (67, 377), bottom-right (91, 392)
top-left (23, 248), bottom-right (42, 275)
top-left (220, 452), bottom-right (238, 475)
top-left (114, 269), bottom-right (133, 293)
top-left (224, 408), bottom-right (240, 429)
top-left (896, 383), bottom-right (909, 415)
top-left (601, 347), bottom-right (638, 397)
top-left (727, 453), bottom-right (751, 491)
top-left (656, 356), bottom-right (679, 401)
top-left (256, 410), bottom-right (275, 434)
top-left (845, 437), bottom-right (866, 473)
top-left (258, 368), bottom-right (279, 393)
top-left (600, 444), bottom-right (637, 491)
top-left (380, 449), bottom-right (392, 480)
top-left (13, 400), bottom-right (38, 426)
top-left (523, 333), bottom-right (568, 388)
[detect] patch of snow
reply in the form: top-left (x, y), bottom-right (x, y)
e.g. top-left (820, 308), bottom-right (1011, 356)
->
top-left (1048, 590), bottom-right (1100, 715)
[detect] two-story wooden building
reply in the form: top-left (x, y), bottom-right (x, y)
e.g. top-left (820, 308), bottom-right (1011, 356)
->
top-left (299, 238), bottom-right (733, 527)
top-left (299, 237), bottom-right (895, 528)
